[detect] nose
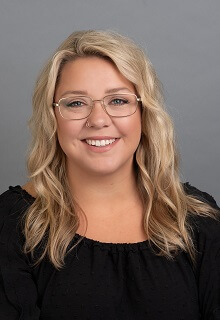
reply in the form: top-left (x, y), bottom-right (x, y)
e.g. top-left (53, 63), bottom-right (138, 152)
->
top-left (87, 100), bottom-right (112, 128)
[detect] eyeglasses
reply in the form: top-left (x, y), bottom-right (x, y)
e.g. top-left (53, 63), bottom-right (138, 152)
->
top-left (53, 93), bottom-right (141, 120)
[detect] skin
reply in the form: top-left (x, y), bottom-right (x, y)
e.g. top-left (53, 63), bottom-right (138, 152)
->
top-left (25, 56), bottom-right (147, 242)
top-left (54, 56), bottom-right (142, 178)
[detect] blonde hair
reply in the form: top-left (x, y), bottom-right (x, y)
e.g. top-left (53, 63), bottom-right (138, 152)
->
top-left (24, 30), bottom-right (218, 269)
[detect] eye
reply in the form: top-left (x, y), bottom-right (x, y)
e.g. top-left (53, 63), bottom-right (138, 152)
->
top-left (109, 98), bottom-right (129, 106)
top-left (62, 96), bottom-right (90, 108)
top-left (66, 100), bottom-right (85, 108)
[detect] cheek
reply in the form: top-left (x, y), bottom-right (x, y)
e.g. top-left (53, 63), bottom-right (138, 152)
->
top-left (57, 122), bottom-right (73, 138)
top-left (118, 111), bottom-right (142, 142)
top-left (55, 117), bottom-right (82, 147)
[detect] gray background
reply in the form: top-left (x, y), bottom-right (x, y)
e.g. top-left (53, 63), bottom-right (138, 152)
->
top-left (0, 0), bottom-right (219, 204)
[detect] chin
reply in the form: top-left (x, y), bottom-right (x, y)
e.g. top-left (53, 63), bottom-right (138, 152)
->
top-left (86, 159), bottom-right (133, 177)
top-left (87, 165), bottom-right (120, 176)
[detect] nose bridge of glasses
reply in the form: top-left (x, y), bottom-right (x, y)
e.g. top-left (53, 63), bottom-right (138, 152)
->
top-left (92, 98), bottom-right (104, 105)
top-left (91, 98), bottom-right (107, 113)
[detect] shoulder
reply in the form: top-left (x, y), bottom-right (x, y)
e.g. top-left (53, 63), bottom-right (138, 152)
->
top-left (182, 182), bottom-right (220, 253)
top-left (0, 185), bottom-right (35, 264)
top-left (183, 181), bottom-right (219, 209)
top-left (189, 213), bottom-right (220, 248)
top-left (183, 181), bottom-right (220, 232)
top-left (0, 185), bottom-right (35, 230)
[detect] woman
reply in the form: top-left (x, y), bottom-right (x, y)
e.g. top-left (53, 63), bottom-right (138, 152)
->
top-left (0, 30), bottom-right (219, 320)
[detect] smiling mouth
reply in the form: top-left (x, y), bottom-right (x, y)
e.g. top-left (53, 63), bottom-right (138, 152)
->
top-left (85, 138), bottom-right (117, 147)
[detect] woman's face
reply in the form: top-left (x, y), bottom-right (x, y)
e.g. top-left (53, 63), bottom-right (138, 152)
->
top-left (54, 56), bottom-right (142, 176)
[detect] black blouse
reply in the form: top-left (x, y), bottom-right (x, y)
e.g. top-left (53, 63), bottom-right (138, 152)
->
top-left (0, 183), bottom-right (219, 320)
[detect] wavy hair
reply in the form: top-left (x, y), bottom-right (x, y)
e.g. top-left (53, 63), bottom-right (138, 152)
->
top-left (24, 30), bottom-right (218, 269)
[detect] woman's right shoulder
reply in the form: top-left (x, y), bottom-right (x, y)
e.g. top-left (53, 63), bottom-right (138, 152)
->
top-left (0, 185), bottom-right (35, 227)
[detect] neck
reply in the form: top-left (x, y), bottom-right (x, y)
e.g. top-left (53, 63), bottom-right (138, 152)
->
top-left (67, 161), bottom-right (141, 218)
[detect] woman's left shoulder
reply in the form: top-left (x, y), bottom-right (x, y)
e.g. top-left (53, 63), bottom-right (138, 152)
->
top-left (183, 181), bottom-right (219, 210)
top-left (190, 213), bottom-right (220, 245)
top-left (183, 182), bottom-right (220, 245)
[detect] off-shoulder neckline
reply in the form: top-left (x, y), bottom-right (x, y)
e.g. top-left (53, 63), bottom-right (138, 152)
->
top-left (8, 185), bottom-right (151, 249)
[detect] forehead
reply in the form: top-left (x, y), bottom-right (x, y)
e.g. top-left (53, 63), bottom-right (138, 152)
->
top-left (60, 56), bottom-right (118, 76)
top-left (55, 56), bottom-right (135, 99)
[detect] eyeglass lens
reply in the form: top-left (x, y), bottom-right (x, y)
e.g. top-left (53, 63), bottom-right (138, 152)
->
top-left (58, 94), bottom-right (138, 120)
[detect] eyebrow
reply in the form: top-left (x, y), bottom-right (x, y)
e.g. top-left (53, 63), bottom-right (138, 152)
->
top-left (60, 87), bottom-right (132, 97)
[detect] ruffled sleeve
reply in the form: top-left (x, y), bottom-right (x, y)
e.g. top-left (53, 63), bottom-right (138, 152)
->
top-left (0, 187), bottom-right (40, 320)
top-left (184, 183), bottom-right (220, 319)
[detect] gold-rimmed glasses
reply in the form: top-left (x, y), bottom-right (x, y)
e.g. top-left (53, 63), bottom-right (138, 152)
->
top-left (53, 93), bottom-right (141, 120)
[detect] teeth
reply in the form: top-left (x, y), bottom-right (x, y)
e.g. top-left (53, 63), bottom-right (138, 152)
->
top-left (86, 139), bottom-right (116, 147)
